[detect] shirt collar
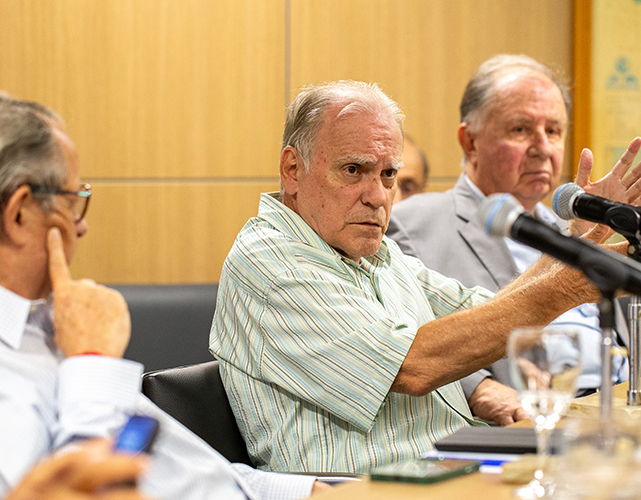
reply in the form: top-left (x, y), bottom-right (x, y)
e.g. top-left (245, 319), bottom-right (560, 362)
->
top-left (258, 192), bottom-right (390, 266)
top-left (0, 285), bottom-right (36, 349)
top-left (463, 174), bottom-right (485, 201)
top-left (463, 174), bottom-right (553, 222)
top-left (0, 285), bottom-right (52, 350)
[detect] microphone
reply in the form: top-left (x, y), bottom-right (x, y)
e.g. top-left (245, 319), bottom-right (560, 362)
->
top-left (552, 182), bottom-right (641, 240)
top-left (478, 193), bottom-right (641, 296)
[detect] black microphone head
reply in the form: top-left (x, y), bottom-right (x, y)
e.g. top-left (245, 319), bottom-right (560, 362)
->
top-left (478, 193), bottom-right (524, 237)
top-left (552, 183), bottom-right (584, 220)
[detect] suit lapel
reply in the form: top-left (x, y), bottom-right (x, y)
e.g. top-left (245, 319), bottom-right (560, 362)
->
top-left (452, 176), bottom-right (519, 291)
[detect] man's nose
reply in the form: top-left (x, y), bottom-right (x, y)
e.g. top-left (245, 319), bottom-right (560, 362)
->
top-left (527, 129), bottom-right (554, 159)
top-left (361, 176), bottom-right (389, 208)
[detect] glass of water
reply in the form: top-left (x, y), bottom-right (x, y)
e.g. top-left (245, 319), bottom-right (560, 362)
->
top-left (555, 415), bottom-right (641, 499)
top-left (508, 326), bottom-right (581, 499)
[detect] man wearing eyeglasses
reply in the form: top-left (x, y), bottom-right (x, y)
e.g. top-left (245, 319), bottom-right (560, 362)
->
top-left (0, 95), bottom-right (324, 500)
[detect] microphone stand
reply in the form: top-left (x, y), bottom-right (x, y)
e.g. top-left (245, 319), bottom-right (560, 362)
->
top-left (590, 207), bottom-right (641, 407)
top-left (581, 203), bottom-right (641, 406)
top-left (626, 241), bottom-right (641, 406)
top-left (598, 292), bottom-right (616, 421)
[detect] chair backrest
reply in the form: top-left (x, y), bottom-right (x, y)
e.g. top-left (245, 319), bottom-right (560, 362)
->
top-left (112, 284), bottom-right (218, 372)
top-left (142, 360), bottom-right (253, 466)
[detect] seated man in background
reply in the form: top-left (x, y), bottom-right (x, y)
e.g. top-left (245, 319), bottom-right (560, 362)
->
top-left (210, 79), bottom-right (638, 474)
top-left (387, 55), bottom-right (639, 420)
top-left (6, 440), bottom-right (150, 500)
top-left (0, 95), bottom-right (323, 499)
top-left (392, 135), bottom-right (429, 204)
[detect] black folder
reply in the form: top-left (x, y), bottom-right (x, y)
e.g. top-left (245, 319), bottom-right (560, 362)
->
top-left (434, 427), bottom-right (563, 455)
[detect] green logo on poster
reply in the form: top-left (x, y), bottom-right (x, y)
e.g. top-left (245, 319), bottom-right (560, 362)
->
top-left (606, 58), bottom-right (639, 90)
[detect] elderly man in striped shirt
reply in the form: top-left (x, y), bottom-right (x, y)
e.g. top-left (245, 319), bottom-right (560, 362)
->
top-left (210, 80), bottom-right (629, 474)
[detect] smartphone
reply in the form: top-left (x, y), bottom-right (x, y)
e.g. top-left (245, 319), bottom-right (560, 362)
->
top-left (114, 415), bottom-right (160, 454)
top-left (370, 457), bottom-right (480, 483)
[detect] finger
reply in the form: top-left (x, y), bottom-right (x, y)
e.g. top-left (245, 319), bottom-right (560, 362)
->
top-left (574, 148), bottom-right (594, 187)
top-left (29, 440), bottom-right (110, 486)
top-left (71, 454), bottom-right (148, 492)
top-left (497, 414), bottom-right (515, 426)
top-left (623, 159), bottom-right (641, 194)
top-left (627, 185), bottom-right (641, 206)
top-left (621, 162), bottom-right (641, 199)
top-left (582, 221), bottom-right (613, 244)
top-left (613, 137), bottom-right (641, 180)
top-left (100, 491), bottom-right (152, 500)
top-left (16, 451), bottom-right (78, 488)
top-left (514, 407), bottom-right (529, 422)
top-left (47, 227), bottom-right (72, 290)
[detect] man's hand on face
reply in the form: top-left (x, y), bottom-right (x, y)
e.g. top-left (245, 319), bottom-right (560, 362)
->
top-left (466, 378), bottom-right (528, 426)
top-left (47, 227), bottom-right (131, 358)
top-left (571, 137), bottom-right (641, 238)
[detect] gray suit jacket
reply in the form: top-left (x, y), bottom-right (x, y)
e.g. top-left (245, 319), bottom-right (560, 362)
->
top-left (387, 175), bottom-right (547, 398)
top-left (388, 175), bottom-right (519, 292)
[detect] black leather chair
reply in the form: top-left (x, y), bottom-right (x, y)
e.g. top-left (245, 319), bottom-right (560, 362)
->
top-left (142, 360), bottom-right (253, 466)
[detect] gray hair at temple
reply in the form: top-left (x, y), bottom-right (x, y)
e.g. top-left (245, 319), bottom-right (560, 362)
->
top-left (460, 54), bottom-right (571, 134)
top-left (282, 80), bottom-right (405, 172)
top-left (0, 94), bottom-right (67, 235)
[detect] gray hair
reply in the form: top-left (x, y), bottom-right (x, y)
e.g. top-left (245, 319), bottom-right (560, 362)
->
top-left (460, 54), bottom-right (571, 134)
top-left (0, 94), bottom-right (67, 234)
top-left (282, 80), bottom-right (405, 172)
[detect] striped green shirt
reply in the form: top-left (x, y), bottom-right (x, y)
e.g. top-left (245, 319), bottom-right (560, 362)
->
top-left (210, 193), bottom-right (494, 473)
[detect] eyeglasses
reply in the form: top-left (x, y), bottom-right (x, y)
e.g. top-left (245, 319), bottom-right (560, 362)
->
top-left (29, 183), bottom-right (92, 223)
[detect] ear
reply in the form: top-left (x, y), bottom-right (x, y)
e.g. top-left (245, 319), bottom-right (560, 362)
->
top-left (458, 123), bottom-right (478, 167)
top-left (280, 146), bottom-right (304, 196)
top-left (2, 185), bottom-right (35, 244)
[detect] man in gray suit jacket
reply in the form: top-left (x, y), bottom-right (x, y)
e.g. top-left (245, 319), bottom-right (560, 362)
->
top-left (387, 54), bottom-right (639, 425)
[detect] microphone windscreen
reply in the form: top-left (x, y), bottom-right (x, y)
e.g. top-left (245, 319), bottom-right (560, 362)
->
top-left (552, 183), bottom-right (584, 220)
top-left (477, 193), bottom-right (524, 237)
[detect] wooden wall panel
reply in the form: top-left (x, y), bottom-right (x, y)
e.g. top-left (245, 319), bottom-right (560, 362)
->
top-left (0, 0), bottom-right (285, 179)
top-left (70, 182), bottom-right (280, 283)
top-left (0, 1), bottom-right (574, 284)
top-left (290, 0), bottom-right (573, 189)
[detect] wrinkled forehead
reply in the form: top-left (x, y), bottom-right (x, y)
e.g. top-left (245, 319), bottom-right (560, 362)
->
top-left (487, 69), bottom-right (568, 121)
top-left (321, 101), bottom-right (403, 140)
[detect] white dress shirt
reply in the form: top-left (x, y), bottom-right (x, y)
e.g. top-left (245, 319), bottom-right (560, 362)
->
top-left (0, 285), bottom-right (315, 500)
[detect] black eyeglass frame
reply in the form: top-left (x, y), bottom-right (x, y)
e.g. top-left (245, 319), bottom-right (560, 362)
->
top-left (28, 183), bottom-right (92, 222)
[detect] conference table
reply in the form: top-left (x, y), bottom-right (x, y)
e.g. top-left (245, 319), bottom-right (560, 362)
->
top-left (314, 383), bottom-right (633, 499)
top-left (314, 469), bottom-right (513, 499)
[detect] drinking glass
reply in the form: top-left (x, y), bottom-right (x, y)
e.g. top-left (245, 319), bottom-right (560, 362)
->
top-left (508, 327), bottom-right (581, 499)
top-left (555, 415), bottom-right (641, 500)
